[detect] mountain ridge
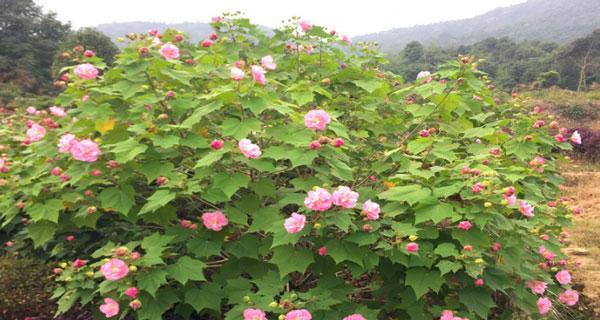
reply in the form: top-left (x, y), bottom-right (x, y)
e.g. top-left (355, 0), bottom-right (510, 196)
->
top-left (354, 0), bottom-right (600, 52)
top-left (95, 0), bottom-right (600, 52)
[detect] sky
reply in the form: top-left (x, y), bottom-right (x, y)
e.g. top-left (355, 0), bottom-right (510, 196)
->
top-left (35, 0), bottom-right (527, 36)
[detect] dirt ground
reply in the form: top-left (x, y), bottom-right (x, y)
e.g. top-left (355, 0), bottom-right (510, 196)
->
top-left (562, 163), bottom-right (600, 316)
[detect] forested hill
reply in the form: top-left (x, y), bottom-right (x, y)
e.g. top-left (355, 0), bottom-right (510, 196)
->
top-left (354, 0), bottom-right (600, 52)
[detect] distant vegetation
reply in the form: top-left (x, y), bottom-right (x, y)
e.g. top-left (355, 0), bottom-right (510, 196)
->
top-left (0, 0), bottom-right (117, 105)
top-left (385, 30), bottom-right (600, 91)
top-left (355, 0), bottom-right (600, 52)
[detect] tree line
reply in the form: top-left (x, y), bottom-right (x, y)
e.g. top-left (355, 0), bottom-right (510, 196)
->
top-left (0, 0), bottom-right (118, 103)
top-left (385, 30), bottom-right (600, 91)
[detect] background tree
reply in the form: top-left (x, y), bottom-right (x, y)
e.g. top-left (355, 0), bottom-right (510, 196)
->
top-left (52, 27), bottom-right (120, 77)
top-left (555, 29), bottom-right (600, 91)
top-left (0, 0), bottom-right (70, 95)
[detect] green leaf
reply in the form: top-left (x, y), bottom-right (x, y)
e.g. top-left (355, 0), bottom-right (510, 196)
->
top-left (353, 79), bottom-right (384, 93)
top-left (140, 233), bottom-right (175, 265)
top-left (378, 185), bottom-right (432, 205)
top-left (167, 256), bottom-right (206, 285)
top-left (139, 190), bottom-right (176, 215)
top-left (432, 182), bottom-right (464, 198)
top-left (436, 260), bottom-right (462, 275)
top-left (504, 140), bottom-right (537, 160)
top-left (407, 138), bottom-right (433, 155)
top-left (181, 101), bottom-right (223, 128)
top-left (463, 127), bottom-right (495, 138)
top-left (98, 185), bottom-right (136, 215)
top-left (27, 199), bottom-right (63, 223)
top-left (327, 157), bottom-right (354, 181)
top-left (290, 90), bottom-right (314, 106)
top-left (414, 203), bottom-right (458, 224)
top-left (137, 269), bottom-right (168, 297)
top-left (210, 172), bottom-right (250, 200)
top-left (434, 243), bottom-right (459, 257)
top-left (26, 221), bottom-right (57, 247)
top-left (459, 288), bottom-right (495, 318)
top-left (405, 267), bottom-right (443, 298)
top-left (185, 282), bottom-right (224, 313)
top-left (220, 118), bottom-right (261, 140)
top-left (111, 138), bottom-right (148, 163)
top-left (195, 149), bottom-right (226, 168)
top-left (270, 245), bottom-right (314, 278)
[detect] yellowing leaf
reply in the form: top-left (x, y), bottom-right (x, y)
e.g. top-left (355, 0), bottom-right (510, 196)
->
top-left (95, 118), bottom-right (116, 134)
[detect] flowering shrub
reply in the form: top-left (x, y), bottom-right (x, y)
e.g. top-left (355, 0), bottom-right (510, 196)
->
top-left (0, 14), bottom-right (585, 320)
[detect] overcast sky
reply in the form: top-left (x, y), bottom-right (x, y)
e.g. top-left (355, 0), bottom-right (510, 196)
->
top-left (36, 0), bottom-right (527, 36)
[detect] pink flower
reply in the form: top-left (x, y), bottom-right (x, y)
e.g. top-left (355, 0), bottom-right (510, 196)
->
top-left (285, 309), bottom-right (312, 320)
top-left (284, 212), bottom-right (306, 234)
top-left (570, 131), bottom-right (581, 144)
top-left (440, 310), bottom-right (466, 320)
top-left (554, 134), bottom-right (566, 142)
top-left (202, 211), bottom-right (228, 231)
top-left (304, 187), bottom-right (333, 211)
top-left (84, 50), bottom-right (95, 57)
top-left (73, 259), bottom-right (86, 268)
top-left (201, 40), bottom-right (213, 47)
top-left (528, 280), bottom-right (547, 294)
top-left (251, 65), bottom-right (266, 85)
top-left (519, 200), bottom-right (535, 217)
top-left (332, 186), bottom-right (359, 208)
top-left (504, 186), bottom-right (516, 196)
top-left (362, 200), bottom-right (381, 220)
top-left (458, 220), bottom-right (472, 230)
top-left (419, 129), bottom-right (430, 137)
top-left (332, 138), bottom-right (344, 148)
top-left (406, 242), bottom-right (419, 252)
top-left (555, 270), bottom-right (571, 285)
top-left (211, 16), bottom-right (222, 23)
top-left (341, 35), bottom-right (350, 44)
top-left (261, 55), bottom-right (277, 70)
top-left (558, 290), bottom-right (579, 306)
top-left (537, 297), bottom-right (552, 315)
top-left (70, 139), bottom-right (101, 162)
top-left (298, 21), bottom-right (312, 32)
top-left (100, 259), bottom-right (129, 281)
top-left (504, 194), bottom-right (516, 206)
top-left (159, 43), bottom-right (179, 59)
top-left (471, 182), bottom-right (484, 193)
top-left (559, 290), bottom-right (579, 306)
top-left (26, 124), bottom-right (46, 142)
top-left (474, 278), bottom-right (484, 286)
top-left (99, 298), bottom-right (119, 318)
top-left (238, 139), bottom-right (261, 159)
top-left (304, 109), bottom-right (331, 131)
top-left (243, 308), bottom-right (267, 320)
top-left (343, 314), bottom-right (366, 320)
top-left (26, 106), bottom-right (37, 114)
top-left (231, 67), bottom-right (245, 81)
top-left (539, 245), bottom-right (556, 261)
top-left (533, 120), bottom-right (545, 128)
top-left (210, 139), bottom-right (224, 150)
top-left (74, 63), bottom-right (98, 80)
top-left (51, 167), bottom-right (62, 176)
top-left (318, 246), bottom-right (326, 256)
top-left (49, 106), bottom-right (66, 117)
top-left (124, 287), bottom-right (138, 299)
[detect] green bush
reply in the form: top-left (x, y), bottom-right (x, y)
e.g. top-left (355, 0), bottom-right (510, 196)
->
top-left (0, 15), bottom-right (584, 319)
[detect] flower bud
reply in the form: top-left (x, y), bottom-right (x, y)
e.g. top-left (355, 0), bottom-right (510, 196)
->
top-left (129, 299), bottom-right (142, 310)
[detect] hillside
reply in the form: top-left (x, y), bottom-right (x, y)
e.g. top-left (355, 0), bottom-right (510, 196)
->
top-left (355, 0), bottom-right (600, 52)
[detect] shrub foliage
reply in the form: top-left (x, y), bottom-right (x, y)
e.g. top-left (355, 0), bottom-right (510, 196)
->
top-left (0, 14), bottom-right (584, 320)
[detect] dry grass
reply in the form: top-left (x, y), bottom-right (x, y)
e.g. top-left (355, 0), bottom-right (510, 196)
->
top-left (561, 163), bottom-right (600, 315)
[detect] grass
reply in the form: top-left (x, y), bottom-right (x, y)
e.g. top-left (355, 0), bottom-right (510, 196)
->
top-left (560, 165), bottom-right (600, 315)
